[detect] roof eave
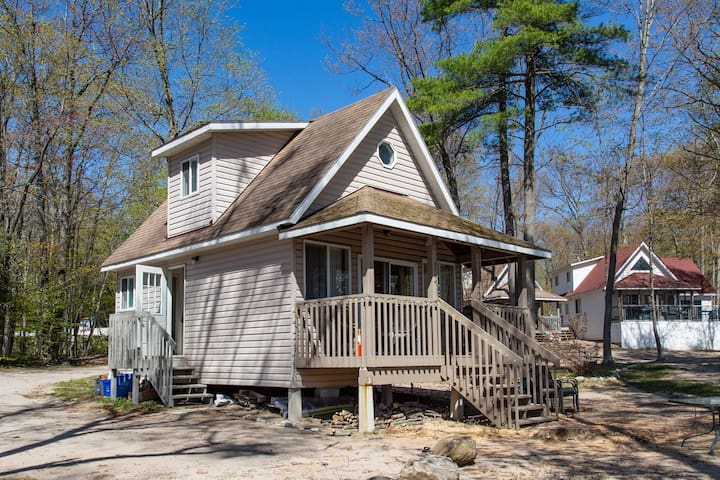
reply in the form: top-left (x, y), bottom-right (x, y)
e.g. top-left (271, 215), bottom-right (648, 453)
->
top-left (278, 212), bottom-right (551, 259)
top-left (100, 223), bottom-right (281, 272)
top-left (151, 122), bottom-right (309, 158)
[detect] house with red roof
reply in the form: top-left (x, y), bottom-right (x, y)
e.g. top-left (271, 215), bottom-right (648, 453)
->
top-left (551, 242), bottom-right (717, 350)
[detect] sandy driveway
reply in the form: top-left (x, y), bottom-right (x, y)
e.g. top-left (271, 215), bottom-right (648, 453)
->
top-left (2, 354), bottom-right (720, 479)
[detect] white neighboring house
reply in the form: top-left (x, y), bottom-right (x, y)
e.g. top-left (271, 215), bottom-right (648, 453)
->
top-left (551, 242), bottom-right (717, 350)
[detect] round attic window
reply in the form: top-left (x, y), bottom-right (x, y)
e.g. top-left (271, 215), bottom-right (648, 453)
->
top-left (378, 141), bottom-right (396, 168)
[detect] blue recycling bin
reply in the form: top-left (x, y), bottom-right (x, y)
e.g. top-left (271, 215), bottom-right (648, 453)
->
top-left (101, 373), bottom-right (132, 398)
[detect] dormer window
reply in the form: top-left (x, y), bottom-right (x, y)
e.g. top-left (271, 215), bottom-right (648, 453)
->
top-left (377, 141), bottom-right (396, 168)
top-left (181, 155), bottom-right (199, 197)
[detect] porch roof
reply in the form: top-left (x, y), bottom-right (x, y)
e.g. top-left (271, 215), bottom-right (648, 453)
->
top-left (278, 186), bottom-right (551, 260)
top-left (615, 272), bottom-right (700, 291)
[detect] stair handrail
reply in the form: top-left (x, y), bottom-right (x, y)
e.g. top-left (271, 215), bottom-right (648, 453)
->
top-left (109, 310), bottom-right (175, 407)
top-left (472, 299), bottom-right (561, 367)
top-left (437, 299), bottom-right (524, 428)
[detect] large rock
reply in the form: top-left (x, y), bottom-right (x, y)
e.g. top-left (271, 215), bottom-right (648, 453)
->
top-left (397, 454), bottom-right (459, 480)
top-left (431, 436), bottom-right (477, 466)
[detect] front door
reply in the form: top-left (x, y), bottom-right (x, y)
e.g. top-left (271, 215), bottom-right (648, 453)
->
top-left (170, 267), bottom-right (185, 354)
top-left (135, 265), bottom-right (169, 332)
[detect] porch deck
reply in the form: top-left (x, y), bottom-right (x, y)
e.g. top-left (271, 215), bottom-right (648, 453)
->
top-left (295, 293), bottom-right (561, 428)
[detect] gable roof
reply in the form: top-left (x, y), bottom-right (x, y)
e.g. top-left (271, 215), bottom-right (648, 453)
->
top-left (279, 186), bottom-right (550, 260)
top-left (568, 243), bottom-right (714, 296)
top-left (103, 88), bottom-right (459, 271)
top-left (484, 265), bottom-right (567, 302)
top-left (570, 245), bottom-right (636, 296)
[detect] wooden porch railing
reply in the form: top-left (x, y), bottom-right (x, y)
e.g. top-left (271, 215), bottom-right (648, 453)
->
top-left (109, 311), bottom-right (175, 407)
top-left (472, 300), bottom-right (561, 418)
top-left (295, 294), bottom-right (557, 428)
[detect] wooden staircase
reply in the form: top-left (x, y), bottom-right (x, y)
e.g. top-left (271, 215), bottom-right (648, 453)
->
top-left (438, 299), bottom-right (561, 428)
top-left (172, 356), bottom-right (213, 405)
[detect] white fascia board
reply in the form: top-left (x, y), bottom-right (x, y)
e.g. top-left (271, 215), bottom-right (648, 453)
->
top-left (569, 255), bottom-right (604, 268)
top-left (100, 223), bottom-right (281, 272)
top-left (151, 122), bottom-right (309, 158)
top-left (278, 213), bottom-right (551, 259)
top-left (390, 96), bottom-right (459, 216)
top-left (287, 92), bottom-right (400, 225)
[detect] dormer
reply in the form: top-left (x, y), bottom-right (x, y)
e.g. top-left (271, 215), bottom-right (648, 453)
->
top-left (152, 122), bottom-right (308, 237)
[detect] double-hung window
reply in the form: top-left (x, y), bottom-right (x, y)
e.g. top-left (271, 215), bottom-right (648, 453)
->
top-left (305, 242), bottom-right (350, 299)
top-left (120, 276), bottom-right (135, 310)
top-left (181, 155), bottom-right (199, 197)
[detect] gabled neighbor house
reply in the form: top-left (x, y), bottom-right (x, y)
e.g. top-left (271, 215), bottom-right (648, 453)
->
top-left (102, 88), bottom-right (562, 430)
top-left (551, 242), bottom-right (717, 350)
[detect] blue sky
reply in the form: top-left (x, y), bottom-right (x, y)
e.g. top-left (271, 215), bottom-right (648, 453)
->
top-left (233, 2), bottom-right (375, 119)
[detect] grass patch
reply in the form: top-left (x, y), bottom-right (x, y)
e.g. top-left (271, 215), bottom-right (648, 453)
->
top-left (52, 376), bottom-right (163, 414)
top-left (619, 363), bottom-right (720, 396)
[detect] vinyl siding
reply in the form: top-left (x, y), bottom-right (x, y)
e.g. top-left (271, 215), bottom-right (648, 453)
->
top-left (310, 110), bottom-right (436, 213)
top-left (183, 238), bottom-right (296, 387)
top-left (213, 131), bottom-right (295, 219)
top-left (167, 140), bottom-right (213, 237)
top-left (293, 227), bottom-right (457, 299)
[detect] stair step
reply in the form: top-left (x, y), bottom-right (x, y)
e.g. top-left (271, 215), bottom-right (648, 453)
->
top-left (172, 374), bottom-right (199, 383)
top-left (172, 392), bottom-right (214, 403)
top-left (517, 415), bottom-right (557, 427)
top-left (173, 383), bottom-right (208, 392)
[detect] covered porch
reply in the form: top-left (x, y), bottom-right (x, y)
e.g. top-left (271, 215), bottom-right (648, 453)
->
top-left (280, 187), bottom-right (562, 430)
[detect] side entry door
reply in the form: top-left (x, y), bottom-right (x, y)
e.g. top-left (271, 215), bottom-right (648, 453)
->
top-left (135, 265), bottom-right (169, 333)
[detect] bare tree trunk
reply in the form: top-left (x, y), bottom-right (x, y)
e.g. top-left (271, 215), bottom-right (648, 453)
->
top-left (522, 52), bottom-right (537, 323)
top-left (603, 0), bottom-right (654, 364)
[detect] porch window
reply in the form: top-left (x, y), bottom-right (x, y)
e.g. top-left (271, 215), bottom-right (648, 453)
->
top-left (181, 155), bottom-right (199, 197)
top-left (438, 262), bottom-right (457, 306)
top-left (304, 242), bottom-right (350, 299)
top-left (120, 276), bottom-right (135, 310)
top-left (374, 259), bottom-right (416, 296)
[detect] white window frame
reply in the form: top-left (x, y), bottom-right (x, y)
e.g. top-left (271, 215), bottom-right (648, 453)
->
top-left (119, 275), bottom-right (135, 311)
top-left (358, 255), bottom-right (418, 296)
top-left (303, 240), bottom-right (351, 299)
top-left (181, 154), bottom-right (199, 197)
top-left (376, 140), bottom-right (397, 169)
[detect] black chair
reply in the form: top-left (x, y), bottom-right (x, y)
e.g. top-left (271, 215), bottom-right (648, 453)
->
top-left (556, 378), bottom-right (579, 414)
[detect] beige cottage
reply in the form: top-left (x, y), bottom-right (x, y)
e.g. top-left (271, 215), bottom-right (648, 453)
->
top-left (102, 88), bottom-right (562, 429)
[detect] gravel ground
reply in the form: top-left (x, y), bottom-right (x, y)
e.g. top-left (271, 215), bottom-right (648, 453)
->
top-left (1, 348), bottom-right (720, 479)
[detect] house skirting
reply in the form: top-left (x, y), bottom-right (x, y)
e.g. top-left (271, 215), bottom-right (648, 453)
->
top-left (612, 320), bottom-right (720, 350)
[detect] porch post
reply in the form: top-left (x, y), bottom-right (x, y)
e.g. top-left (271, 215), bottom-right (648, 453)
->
top-left (359, 225), bottom-right (375, 432)
top-left (427, 237), bottom-right (438, 300)
top-left (288, 388), bottom-right (302, 422)
top-left (471, 246), bottom-right (482, 299)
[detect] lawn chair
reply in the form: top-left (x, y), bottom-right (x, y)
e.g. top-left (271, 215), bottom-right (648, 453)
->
top-left (555, 377), bottom-right (579, 414)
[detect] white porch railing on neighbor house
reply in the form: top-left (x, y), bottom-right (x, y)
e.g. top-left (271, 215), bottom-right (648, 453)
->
top-left (619, 305), bottom-right (712, 322)
top-left (295, 294), bottom-right (560, 428)
top-left (108, 311), bottom-right (175, 407)
top-left (539, 315), bottom-right (562, 333)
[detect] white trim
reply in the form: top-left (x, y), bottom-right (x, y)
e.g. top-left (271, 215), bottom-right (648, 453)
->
top-left (101, 223), bottom-right (281, 272)
top-left (390, 95), bottom-right (459, 215)
top-left (288, 89), bottom-right (459, 224)
top-left (278, 213), bottom-right (551, 259)
top-left (152, 122), bottom-right (309, 158)
top-left (288, 92), bottom-right (398, 224)
top-left (303, 240), bottom-right (351, 298)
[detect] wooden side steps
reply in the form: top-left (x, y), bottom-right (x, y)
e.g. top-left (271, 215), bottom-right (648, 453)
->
top-left (172, 356), bottom-right (213, 405)
top-left (535, 329), bottom-right (576, 343)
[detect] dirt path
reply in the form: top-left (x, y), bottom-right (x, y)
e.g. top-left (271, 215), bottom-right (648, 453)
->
top-left (1, 354), bottom-right (720, 479)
